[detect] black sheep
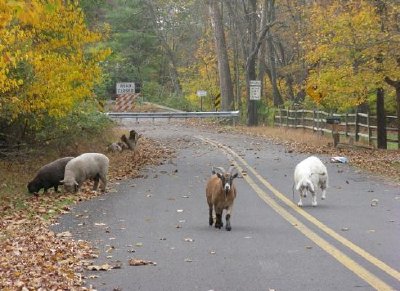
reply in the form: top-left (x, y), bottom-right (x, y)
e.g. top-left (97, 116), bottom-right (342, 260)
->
top-left (27, 157), bottom-right (74, 194)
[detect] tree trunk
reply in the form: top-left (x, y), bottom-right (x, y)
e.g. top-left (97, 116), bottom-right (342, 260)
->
top-left (384, 76), bottom-right (400, 149)
top-left (246, 0), bottom-right (258, 126)
top-left (376, 88), bottom-right (387, 149)
top-left (208, 0), bottom-right (234, 111)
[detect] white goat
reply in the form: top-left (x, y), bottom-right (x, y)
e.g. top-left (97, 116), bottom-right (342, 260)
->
top-left (294, 156), bottom-right (328, 207)
top-left (206, 166), bottom-right (239, 231)
top-left (61, 153), bottom-right (109, 193)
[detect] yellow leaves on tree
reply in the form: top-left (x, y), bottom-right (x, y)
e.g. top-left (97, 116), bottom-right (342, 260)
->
top-left (179, 28), bottom-right (220, 110)
top-left (0, 0), bottom-right (111, 123)
top-left (303, 1), bottom-right (400, 111)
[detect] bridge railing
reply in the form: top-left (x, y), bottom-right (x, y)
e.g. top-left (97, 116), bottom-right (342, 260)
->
top-left (106, 111), bottom-right (240, 124)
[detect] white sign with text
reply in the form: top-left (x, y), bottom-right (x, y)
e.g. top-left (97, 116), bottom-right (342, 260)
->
top-left (116, 82), bottom-right (135, 95)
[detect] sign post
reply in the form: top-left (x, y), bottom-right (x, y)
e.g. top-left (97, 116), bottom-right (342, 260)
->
top-left (248, 80), bottom-right (261, 126)
top-left (197, 90), bottom-right (207, 111)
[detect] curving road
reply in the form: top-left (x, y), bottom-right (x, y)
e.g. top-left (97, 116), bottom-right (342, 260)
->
top-left (53, 120), bottom-right (400, 291)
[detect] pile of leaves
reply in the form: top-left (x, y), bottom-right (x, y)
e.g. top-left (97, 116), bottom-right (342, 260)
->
top-left (0, 137), bottom-right (173, 290)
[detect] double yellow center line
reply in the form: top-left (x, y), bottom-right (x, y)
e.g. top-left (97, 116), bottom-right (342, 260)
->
top-left (199, 136), bottom-right (399, 291)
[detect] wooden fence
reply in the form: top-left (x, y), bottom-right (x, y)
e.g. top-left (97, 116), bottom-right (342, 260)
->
top-left (274, 108), bottom-right (399, 149)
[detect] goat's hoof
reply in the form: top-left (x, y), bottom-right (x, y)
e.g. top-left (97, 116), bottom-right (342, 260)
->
top-left (321, 196), bottom-right (326, 200)
top-left (226, 226), bottom-right (231, 231)
top-left (297, 202), bottom-right (303, 207)
top-left (312, 202), bottom-right (317, 207)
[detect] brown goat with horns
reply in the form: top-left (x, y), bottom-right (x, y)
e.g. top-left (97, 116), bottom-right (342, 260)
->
top-left (206, 166), bottom-right (239, 231)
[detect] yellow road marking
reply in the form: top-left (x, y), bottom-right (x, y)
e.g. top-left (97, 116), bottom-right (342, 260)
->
top-left (200, 137), bottom-right (398, 290)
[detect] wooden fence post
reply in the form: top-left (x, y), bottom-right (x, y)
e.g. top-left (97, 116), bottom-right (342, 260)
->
top-left (345, 113), bottom-right (349, 137)
top-left (313, 110), bottom-right (316, 132)
top-left (280, 108), bottom-right (283, 127)
top-left (355, 109), bottom-right (359, 142)
top-left (286, 108), bottom-right (289, 127)
top-left (367, 110), bottom-right (371, 146)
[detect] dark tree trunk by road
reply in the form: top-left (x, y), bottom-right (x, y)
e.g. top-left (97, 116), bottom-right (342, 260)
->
top-left (245, 0), bottom-right (275, 126)
top-left (376, 88), bottom-right (387, 149)
top-left (208, 0), bottom-right (234, 111)
top-left (384, 76), bottom-right (400, 149)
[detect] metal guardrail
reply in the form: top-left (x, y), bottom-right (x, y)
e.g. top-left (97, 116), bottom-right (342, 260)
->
top-left (106, 111), bottom-right (240, 119)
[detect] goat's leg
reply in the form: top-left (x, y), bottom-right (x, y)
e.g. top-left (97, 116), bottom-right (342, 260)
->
top-left (320, 180), bottom-right (327, 200)
top-left (215, 208), bottom-right (223, 229)
top-left (99, 174), bottom-right (107, 192)
top-left (297, 190), bottom-right (304, 207)
top-left (208, 204), bottom-right (214, 226)
top-left (225, 205), bottom-right (233, 231)
top-left (92, 176), bottom-right (100, 191)
top-left (311, 192), bottom-right (317, 207)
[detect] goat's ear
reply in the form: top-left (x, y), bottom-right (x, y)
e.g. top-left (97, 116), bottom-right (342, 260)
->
top-left (216, 172), bottom-right (223, 179)
top-left (232, 172), bottom-right (239, 179)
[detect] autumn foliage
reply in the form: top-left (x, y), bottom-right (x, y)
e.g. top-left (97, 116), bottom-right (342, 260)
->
top-left (303, 1), bottom-right (400, 110)
top-left (0, 0), bottom-right (111, 141)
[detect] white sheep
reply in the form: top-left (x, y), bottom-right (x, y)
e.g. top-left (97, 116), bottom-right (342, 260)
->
top-left (294, 156), bottom-right (328, 207)
top-left (206, 166), bottom-right (239, 231)
top-left (61, 153), bottom-right (109, 193)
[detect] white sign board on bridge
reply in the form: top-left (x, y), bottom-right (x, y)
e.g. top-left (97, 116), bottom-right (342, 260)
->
top-left (249, 80), bottom-right (261, 100)
top-left (116, 82), bottom-right (135, 95)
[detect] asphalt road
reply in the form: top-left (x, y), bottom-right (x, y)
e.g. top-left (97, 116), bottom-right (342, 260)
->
top-left (53, 120), bottom-right (400, 291)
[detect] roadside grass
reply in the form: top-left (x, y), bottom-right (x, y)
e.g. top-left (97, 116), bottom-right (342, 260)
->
top-left (0, 127), bottom-right (120, 216)
top-left (0, 125), bottom-right (174, 289)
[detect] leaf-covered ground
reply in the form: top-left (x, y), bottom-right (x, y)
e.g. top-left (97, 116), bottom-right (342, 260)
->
top-left (0, 137), bottom-right (173, 290)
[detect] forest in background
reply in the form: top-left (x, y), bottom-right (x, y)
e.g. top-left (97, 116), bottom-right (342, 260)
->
top-left (0, 0), bottom-right (399, 146)
top-left (83, 0), bottom-right (400, 126)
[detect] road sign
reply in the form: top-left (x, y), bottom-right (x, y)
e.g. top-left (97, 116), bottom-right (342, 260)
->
top-left (214, 93), bottom-right (221, 111)
top-left (116, 82), bottom-right (135, 95)
top-left (249, 80), bottom-right (261, 100)
top-left (197, 90), bottom-right (207, 97)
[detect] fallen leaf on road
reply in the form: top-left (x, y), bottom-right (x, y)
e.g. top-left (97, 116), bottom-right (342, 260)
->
top-left (184, 237), bottom-right (194, 242)
top-left (128, 259), bottom-right (157, 266)
top-left (87, 263), bottom-right (113, 271)
top-left (184, 258), bottom-right (193, 262)
top-left (371, 199), bottom-right (379, 207)
top-left (56, 231), bottom-right (72, 238)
